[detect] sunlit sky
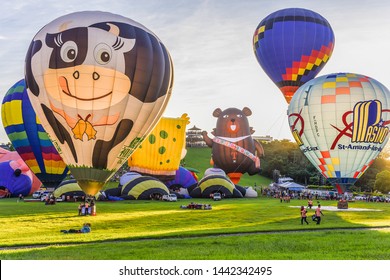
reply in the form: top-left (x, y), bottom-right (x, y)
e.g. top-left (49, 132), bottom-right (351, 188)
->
top-left (1, 0), bottom-right (390, 143)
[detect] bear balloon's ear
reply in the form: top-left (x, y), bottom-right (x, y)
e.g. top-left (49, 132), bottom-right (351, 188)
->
top-left (213, 108), bottom-right (222, 117)
top-left (242, 107), bottom-right (252, 116)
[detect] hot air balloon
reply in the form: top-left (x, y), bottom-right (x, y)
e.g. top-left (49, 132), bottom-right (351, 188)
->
top-left (190, 168), bottom-right (243, 198)
top-left (0, 147), bottom-right (42, 192)
top-left (2, 79), bottom-right (68, 189)
top-left (0, 159), bottom-right (40, 197)
top-left (25, 11), bottom-right (173, 197)
top-left (202, 107), bottom-right (264, 184)
top-left (121, 176), bottom-right (170, 200)
top-left (253, 8), bottom-right (335, 103)
top-left (287, 73), bottom-right (390, 193)
top-left (128, 114), bottom-right (190, 181)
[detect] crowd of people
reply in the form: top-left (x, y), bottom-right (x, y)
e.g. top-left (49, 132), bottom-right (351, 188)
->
top-left (78, 201), bottom-right (96, 216)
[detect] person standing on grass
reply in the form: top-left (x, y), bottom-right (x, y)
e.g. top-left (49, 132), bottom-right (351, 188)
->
top-left (314, 204), bottom-right (324, 225)
top-left (300, 206), bottom-right (309, 225)
top-left (308, 199), bottom-right (313, 209)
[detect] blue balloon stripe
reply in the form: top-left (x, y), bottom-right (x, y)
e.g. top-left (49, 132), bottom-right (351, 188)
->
top-left (3, 91), bottom-right (24, 103)
top-left (4, 124), bottom-right (28, 134)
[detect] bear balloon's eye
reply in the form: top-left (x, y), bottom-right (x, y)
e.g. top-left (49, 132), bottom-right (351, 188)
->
top-left (94, 43), bottom-right (112, 65)
top-left (223, 115), bottom-right (229, 119)
top-left (237, 114), bottom-right (243, 118)
top-left (60, 41), bottom-right (78, 63)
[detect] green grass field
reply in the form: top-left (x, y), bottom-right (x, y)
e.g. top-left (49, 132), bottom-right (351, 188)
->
top-left (1, 196), bottom-right (389, 260)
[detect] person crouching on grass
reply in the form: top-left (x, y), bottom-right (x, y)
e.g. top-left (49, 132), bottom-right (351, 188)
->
top-left (300, 206), bottom-right (309, 225)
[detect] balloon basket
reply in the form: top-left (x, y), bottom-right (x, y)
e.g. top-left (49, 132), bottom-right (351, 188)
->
top-left (337, 200), bottom-right (348, 209)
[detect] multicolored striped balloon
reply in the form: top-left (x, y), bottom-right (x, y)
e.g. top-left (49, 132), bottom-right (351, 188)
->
top-left (253, 8), bottom-right (335, 103)
top-left (287, 73), bottom-right (390, 193)
top-left (1, 79), bottom-right (68, 189)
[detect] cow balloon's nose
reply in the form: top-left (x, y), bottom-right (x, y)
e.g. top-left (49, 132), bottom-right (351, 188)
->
top-left (93, 72), bottom-right (100, 80)
top-left (73, 71), bottom-right (80, 79)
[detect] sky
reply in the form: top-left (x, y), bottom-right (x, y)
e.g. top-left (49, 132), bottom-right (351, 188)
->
top-left (1, 0), bottom-right (390, 144)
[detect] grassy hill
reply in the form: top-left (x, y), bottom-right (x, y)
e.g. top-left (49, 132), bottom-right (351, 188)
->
top-left (183, 147), bottom-right (272, 187)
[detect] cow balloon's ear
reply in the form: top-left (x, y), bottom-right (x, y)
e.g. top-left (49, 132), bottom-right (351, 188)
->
top-left (213, 108), bottom-right (222, 118)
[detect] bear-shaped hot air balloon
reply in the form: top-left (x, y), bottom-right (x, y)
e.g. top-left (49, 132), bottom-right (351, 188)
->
top-left (24, 11), bottom-right (173, 198)
top-left (202, 107), bottom-right (264, 184)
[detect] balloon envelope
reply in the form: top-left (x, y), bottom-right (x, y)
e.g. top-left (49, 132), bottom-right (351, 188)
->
top-left (165, 166), bottom-right (198, 189)
top-left (0, 147), bottom-right (42, 191)
top-left (287, 73), bottom-right (390, 192)
top-left (253, 8), bottom-right (335, 103)
top-left (25, 11), bottom-right (173, 195)
top-left (0, 159), bottom-right (40, 196)
top-left (128, 114), bottom-right (189, 181)
top-left (2, 79), bottom-right (68, 189)
top-left (202, 107), bottom-right (264, 184)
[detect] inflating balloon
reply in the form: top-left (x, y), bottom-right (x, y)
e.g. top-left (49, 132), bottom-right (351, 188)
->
top-left (253, 8), bottom-right (335, 103)
top-left (121, 176), bottom-right (170, 200)
top-left (165, 166), bottom-right (198, 190)
top-left (190, 168), bottom-right (243, 198)
top-left (0, 147), bottom-right (42, 192)
top-left (288, 73), bottom-right (390, 193)
top-left (202, 107), bottom-right (264, 184)
top-left (25, 11), bottom-right (173, 196)
top-left (2, 79), bottom-right (68, 189)
top-left (0, 159), bottom-right (39, 197)
top-left (128, 114), bottom-right (190, 181)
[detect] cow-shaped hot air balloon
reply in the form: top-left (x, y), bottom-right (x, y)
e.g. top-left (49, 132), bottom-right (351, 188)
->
top-left (288, 73), bottom-right (390, 193)
top-left (253, 8), bottom-right (335, 103)
top-left (25, 11), bottom-right (173, 197)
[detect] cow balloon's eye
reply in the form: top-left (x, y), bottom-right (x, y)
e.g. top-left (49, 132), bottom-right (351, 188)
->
top-left (94, 44), bottom-right (112, 65)
top-left (60, 41), bottom-right (78, 63)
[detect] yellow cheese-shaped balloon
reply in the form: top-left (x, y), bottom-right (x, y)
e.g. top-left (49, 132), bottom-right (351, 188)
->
top-left (128, 114), bottom-right (190, 178)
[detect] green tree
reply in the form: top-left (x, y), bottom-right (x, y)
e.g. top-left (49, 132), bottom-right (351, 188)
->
top-left (356, 153), bottom-right (390, 192)
top-left (261, 139), bottom-right (318, 185)
top-left (374, 170), bottom-right (390, 194)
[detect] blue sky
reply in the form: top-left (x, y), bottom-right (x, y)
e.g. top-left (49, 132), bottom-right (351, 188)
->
top-left (1, 0), bottom-right (390, 143)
